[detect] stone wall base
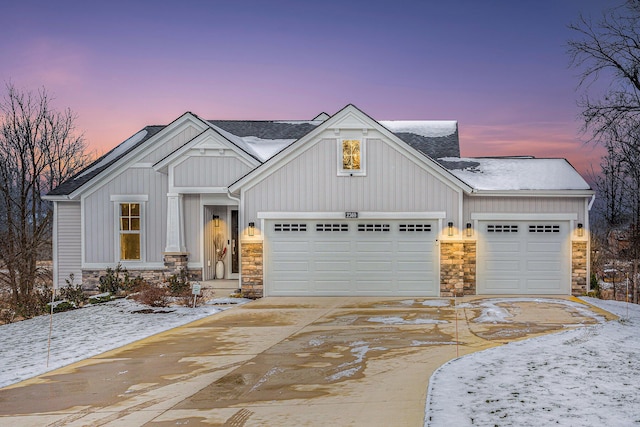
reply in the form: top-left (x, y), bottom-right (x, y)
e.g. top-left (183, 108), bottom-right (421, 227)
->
top-left (241, 242), bottom-right (263, 298)
top-left (81, 257), bottom-right (202, 292)
top-left (440, 241), bottom-right (477, 297)
top-left (572, 241), bottom-right (588, 296)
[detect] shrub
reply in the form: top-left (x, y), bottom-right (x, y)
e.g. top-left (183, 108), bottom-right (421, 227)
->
top-left (166, 270), bottom-right (190, 295)
top-left (99, 264), bottom-right (125, 294)
top-left (58, 275), bottom-right (86, 306)
top-left (15, 288), bottom-right (52, 319)
top-left (89, 293), bottom-right (113, 304)
top-left (48, 300), bottom-right (76, 313)
top-left (98, 264), bottom-right (144, 295)
top-left (133, 283), bottom-right (170, 307)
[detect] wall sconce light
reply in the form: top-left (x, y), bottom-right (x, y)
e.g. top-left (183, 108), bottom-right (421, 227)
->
top-left (466, 222), bottom-right (472, 237)
top-left (213, 215), bottom-right (220, 227)
top-left (447, 221), bottom-right (454, 237)
top-left (248, 222), bottom-right (255, 237)
top-left (577, 223), bottom-right (584, 237)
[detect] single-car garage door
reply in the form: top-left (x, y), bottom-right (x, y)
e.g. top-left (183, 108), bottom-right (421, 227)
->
top-left (264, 219), bottom-right (438, 296)
top-left (477, 221), bottom-right (570, 294)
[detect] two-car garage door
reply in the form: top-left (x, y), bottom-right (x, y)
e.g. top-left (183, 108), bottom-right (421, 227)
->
top-left (263, 218), bottom-right (571, 296)
top-left (477, 221), bottom-right (570, 294)
top-left (264, 219), bottom-right (438, 296)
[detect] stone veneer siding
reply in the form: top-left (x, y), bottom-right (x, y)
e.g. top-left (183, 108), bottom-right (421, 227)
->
top-left (571, 241), bottom-right (588, 296)
top-left (440, 241), bottom-right (476, 297)
top-left (241, 242), bottom-right (263, 298)
top-left (80, 253), bottom-right (202, 291)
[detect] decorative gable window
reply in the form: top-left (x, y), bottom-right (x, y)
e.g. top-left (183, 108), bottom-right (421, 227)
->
top-left (338, 139), bottom-right (366, 176)
top-left (119, 203), bottom-right (141, 260)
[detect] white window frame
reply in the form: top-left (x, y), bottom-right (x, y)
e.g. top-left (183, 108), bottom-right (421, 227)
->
top-left (337, 138), bottom-right (366, 176)
top-left (111, 195), bottom-right (148, 264)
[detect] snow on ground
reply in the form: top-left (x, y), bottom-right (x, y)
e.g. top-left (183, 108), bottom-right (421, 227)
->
top-left (425, 298), bottom-right (640, 426)
top-left (0, 298), bottom-right (249, 388)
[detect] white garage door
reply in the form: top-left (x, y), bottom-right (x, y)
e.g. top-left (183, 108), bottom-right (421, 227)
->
top-left (264, 219), bottom-right (438, 296)
top-left (477, 221), bottom-right (570, 294)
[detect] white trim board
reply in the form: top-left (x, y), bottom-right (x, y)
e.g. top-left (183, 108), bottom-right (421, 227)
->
top-left (471, 213), bottom-right (578, 221)
top-left (257, 211), bottom-right (447, 220)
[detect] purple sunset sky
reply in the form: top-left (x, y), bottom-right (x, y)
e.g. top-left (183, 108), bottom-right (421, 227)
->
top-left (0, 0), bottom-right (613, 176)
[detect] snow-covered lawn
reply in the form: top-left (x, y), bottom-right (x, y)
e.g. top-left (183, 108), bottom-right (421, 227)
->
top-left (0, 298), bottom-right (248, 389)
top-left (426, 297), bottom-right (640, 426)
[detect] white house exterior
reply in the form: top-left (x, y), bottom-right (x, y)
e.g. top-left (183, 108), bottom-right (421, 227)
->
top-left (45, 105), bottom-right (594, 297)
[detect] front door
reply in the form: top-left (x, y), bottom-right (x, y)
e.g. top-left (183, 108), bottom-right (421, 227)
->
top-left (231, 209), bottom-right (239, 274)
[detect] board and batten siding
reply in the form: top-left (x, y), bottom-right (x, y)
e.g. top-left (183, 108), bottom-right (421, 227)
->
top-left (140, 125), bottom-right (201, 164)
top-left (183, 194), bottom-right (201, 263)
top-left (84, 167), bottom-right (168, 264)
top-left (174, 156), bottom-right (253, 188)
top-left (464, 195), bottom-right (588, 223)
top-left (243, 138), bottom-right (460, 233)
top-left (55, 201), bottom-right (82, 287)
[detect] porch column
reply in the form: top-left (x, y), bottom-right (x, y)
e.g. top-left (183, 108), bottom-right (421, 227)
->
top-left (165, 192), bottom-right (186, 253)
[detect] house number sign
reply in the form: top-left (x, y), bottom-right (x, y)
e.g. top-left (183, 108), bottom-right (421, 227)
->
top-left (345, 212), bottom-right (359, 218)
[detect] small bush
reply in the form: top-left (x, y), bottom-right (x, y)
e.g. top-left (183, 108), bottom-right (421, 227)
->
top-left (58, 275), bottom-right (86, 306)
top-left (133, 284), bottom-right (170, 307)
top-left (99, 264), bottom-right (125, 294)
top-left (48, 300), bottom-right (76, 313)
top-left (89, 293), bottom-right (113, 304)
top-left (124, 275), bottom-right (146, 294)
top-left (15, 288), bottom-right (53, 319)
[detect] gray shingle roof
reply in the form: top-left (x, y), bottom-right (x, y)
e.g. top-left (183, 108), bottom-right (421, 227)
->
top-left (47, 116), bottom-right (460, 197)
top-left (47, 125), bottom-right (165, 196)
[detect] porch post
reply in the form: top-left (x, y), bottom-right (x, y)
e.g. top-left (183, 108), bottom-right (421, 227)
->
top-left (165, 192), bottom-right (186, 253)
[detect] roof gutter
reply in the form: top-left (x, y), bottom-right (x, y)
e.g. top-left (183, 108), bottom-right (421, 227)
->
top-left (588, 193), bottom-right (596, 210)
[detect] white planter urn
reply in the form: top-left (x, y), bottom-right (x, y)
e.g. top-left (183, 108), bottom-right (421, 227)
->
top-left (215, 260), bottom-right (225, 279)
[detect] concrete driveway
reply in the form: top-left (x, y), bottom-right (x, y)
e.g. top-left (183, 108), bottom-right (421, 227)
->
top-left (0, 296), bottom-right (611, 426)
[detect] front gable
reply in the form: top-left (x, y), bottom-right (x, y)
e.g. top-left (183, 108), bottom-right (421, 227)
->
top-left (230, 104), bottom-right (471, 195)
top-left (154, 128), bottom-right (261, 192)
top-left (236, 105), bottom-right (471, 237)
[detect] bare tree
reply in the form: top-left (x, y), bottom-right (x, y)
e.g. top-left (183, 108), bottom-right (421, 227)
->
top-left (569, 1), bottom-right (640, 302)
top-left (0, 83), bottom-right (89, 317)
top-left (568, 0), bottom-right (640, 139)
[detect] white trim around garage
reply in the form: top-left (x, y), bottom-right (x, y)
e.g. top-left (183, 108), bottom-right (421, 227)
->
top-left (258, 211), bottom-right (447, 220)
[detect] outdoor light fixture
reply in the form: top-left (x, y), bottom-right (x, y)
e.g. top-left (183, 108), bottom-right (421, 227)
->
top-left (447, 221), bottom-right (454, 237)
top-left (466, 222), bottom-right (472, 237)
top-left (213, 215), bottom-right (220, 227)
top-left (248, 222), bottom-right (255, 236)
top-left (577, 223), bottom-right (584, 237)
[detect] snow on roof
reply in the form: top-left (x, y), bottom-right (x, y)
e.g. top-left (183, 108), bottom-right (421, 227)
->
top-left (75, 129), bottom-right (148, 179)
top-left (380, 120), bottom-right (457, 138)
top-left (240, 136), bottom-right (296, 162)
top-left (208, 123), bottom-right (295, 162)
top-left (439, 157), bottom-right (591, 191)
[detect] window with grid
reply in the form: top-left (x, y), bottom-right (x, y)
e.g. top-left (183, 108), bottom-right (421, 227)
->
top-left (338, 139), bottom-right (365, 176)
top-left (119, 203), bottom-right (141, 260)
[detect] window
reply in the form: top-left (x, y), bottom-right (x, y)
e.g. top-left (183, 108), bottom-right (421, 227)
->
top-left (358, 223), bottom-right (390, 232)
top-left (399, 224), bottom-right (432, 232)
top-left (120, 203), bottom-right (141, 260)
top-left (316, 223), bottom-right (349, 232)
top-left (343, 139), bottom-right (360, 170)
top-left (274, 223), bottom-right (307, 232)
top-left (338, 139), bottom-right (366, 176)
top-left (487, 225), bottom-right (518, 233)
top-left (529, 225), bottom-right (560, 233)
